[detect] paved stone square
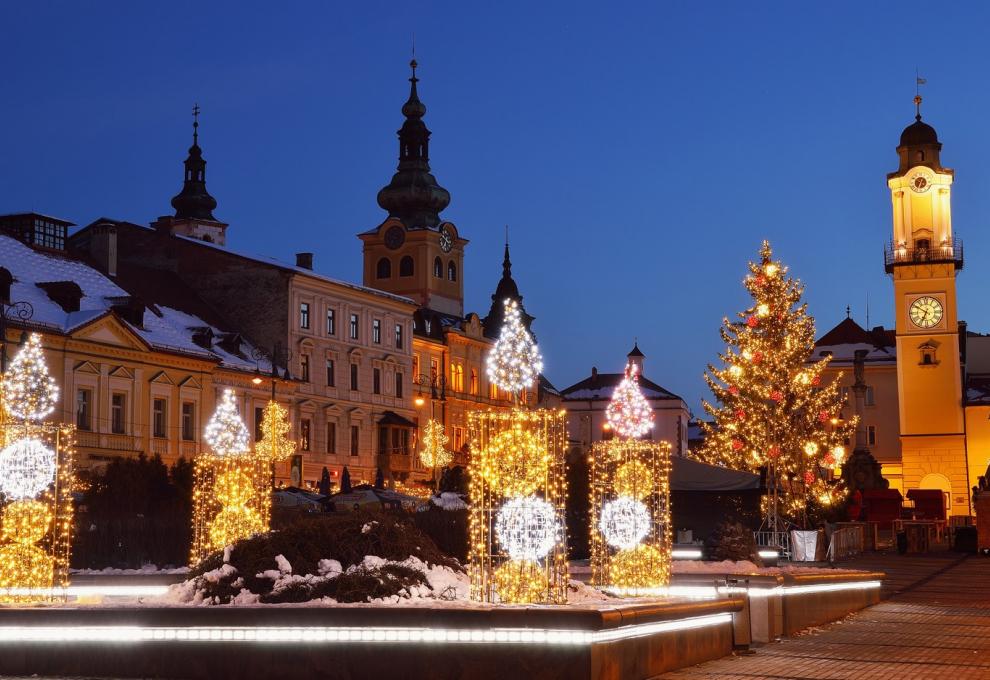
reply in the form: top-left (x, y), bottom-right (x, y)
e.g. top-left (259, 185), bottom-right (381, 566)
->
top-left (663, 553), bottom-right (990, 679)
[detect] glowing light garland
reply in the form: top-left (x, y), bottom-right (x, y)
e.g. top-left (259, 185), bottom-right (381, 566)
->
top-left (190, 390), bottom-right (270, 565)
top-left (256, 400), bottom-right (295, 462)
top-left (486, 299), bottom-right (543, 395)
top-left (0, 334), bottom-right (74, 603)
top-left (1, 333), bottom-right (58, 421)
top-left (479, 424), bottom-right (549, 497)
top-left (419, 419), bottom-right (452, 470)
top-left (605, 363), bottom-right (654, 438)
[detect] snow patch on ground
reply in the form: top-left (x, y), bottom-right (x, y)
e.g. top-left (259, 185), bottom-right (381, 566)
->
top-left (430, 492), bottom-right (468, 511)
top-left (71, 564), bottom-right (190, 576)
top-left (672, 559), bottom-right (851, 576)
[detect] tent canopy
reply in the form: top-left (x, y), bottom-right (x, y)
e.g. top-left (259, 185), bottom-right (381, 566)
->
top-left (671, 456), bottom-right (760, 492)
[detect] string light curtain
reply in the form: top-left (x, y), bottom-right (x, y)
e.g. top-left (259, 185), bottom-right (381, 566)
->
top-left (190, 388), bottom-right (270, 565)
top-left (0, 333), bottom-right (74, 603)
top-left (696, 241), bottom-right (856, 522)
top-left (469, 298), bottom-right (567, 604)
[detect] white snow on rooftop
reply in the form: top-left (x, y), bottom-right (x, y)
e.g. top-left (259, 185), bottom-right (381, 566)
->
top-left (0, 235), bottom-right (263, 372)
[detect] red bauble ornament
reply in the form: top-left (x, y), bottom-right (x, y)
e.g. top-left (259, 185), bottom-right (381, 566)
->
top-left (735, 409), bottom-right (746, 421)
top-left (752, 351), bottom-right (763, 364)
top-left (823, 453), bottom-right (836, 466)
top-left (811, 375), bottom-right (821, 386)
top-left (768, 445), bottom-right (780, 459)
top-left (729, 386), bottom-right (740, 396)
top-left (803, 471), bottom-right (815, 486)
top-left (818, 410), bottom-right (828, 423)
top-left (770, 390), bottom-right (783, 402)
top-left (746, 316), bottom-right (758, 328)
top-left (756, 275), bottom-right (767, 286)
top-left (731, 439), bottom-right (743, 451)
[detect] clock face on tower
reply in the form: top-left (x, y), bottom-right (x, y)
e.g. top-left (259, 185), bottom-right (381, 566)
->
top-left (384, 225), bottom-right (405, 250)
top-left (909, 296), bottom-right (943, 329)
top-left (439, 226), bottom-right (453, 253)
top-left (908, 168), bottom-right (933, 193)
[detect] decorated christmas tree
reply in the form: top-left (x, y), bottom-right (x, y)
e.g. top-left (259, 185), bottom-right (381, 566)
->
top-left (697, 241), bottom-right (855, 522)
top-left (606, 363), bottom-right (654, 438)
top-left (486, 298), bottom-right (543, 397)
top-left (203, 389), bottom-right (251, 458)
top-left (2, 333), bottom-right (59, 421)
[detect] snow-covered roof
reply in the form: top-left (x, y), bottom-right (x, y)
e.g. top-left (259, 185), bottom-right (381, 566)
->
top-left (813, 317), bottom-right (896, 365)
top-left (0, 235), bottom-right (264, 372)
top-left (560, 371), bottom-right (683, 402)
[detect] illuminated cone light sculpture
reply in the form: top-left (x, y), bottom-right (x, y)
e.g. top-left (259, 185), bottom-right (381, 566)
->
top-left (469, 299), bottom-right (568, 604)
top-left (190, 388), bottom-right (271, 565)
top-left (0, 333), bottom-right (75, 602)
top-left (590, 360), bottom-right (672, 595)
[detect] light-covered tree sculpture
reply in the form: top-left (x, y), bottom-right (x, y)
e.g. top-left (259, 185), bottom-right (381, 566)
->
top-left (591, 360), bottom-right (671, 595)
top-left (696, 241), bottom-right (855, 527)
top-left (469, 298), bottom-right (567, 604)
top-left (0, 333), bottom-right (74, 602)
top-left (190, 388), bottom-right (271, 564)
top-left (256, 400), bottom-right (296, 463)
top-left (420, 418), bottom-right (452, 491)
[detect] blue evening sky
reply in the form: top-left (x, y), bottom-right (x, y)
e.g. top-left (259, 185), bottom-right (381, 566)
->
top-left (4, 2), bottom-right (990, 412)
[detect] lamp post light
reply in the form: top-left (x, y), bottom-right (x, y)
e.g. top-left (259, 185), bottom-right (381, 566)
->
top-left (251, 343), bottom-right (293, 489)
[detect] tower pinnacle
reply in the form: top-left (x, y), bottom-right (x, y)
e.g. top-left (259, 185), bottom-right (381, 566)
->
top-left (170, 105), bottom-right (218, 221)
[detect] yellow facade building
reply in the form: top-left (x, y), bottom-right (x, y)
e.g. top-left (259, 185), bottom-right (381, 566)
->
top-left (817, 100), bottom-right (990, 516)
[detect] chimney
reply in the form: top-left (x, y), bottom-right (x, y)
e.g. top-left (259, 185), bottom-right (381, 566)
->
top-left (89, 222), bottom-right (118, 277)
top-left (296, 252), bottom-right (313, 270)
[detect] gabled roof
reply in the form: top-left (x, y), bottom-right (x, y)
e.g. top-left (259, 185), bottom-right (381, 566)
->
top-left (560, 371), bottom-right (682, 402)
top-left (814, 317), bottom-right (896, 364)
top-left (0, 235), bottom-right (263, 371)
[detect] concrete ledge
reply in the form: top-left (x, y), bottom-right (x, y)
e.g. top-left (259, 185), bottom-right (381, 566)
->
top-left (670, 570), bottom-right (883, 642)
top-left (0, 598), bottom-right (743, 680)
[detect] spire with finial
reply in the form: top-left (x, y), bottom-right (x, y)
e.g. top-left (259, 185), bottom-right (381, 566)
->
top-left (483, 229), bottom-right (534, 339)
top-left (377, 59), bottom-right (450, 228)
top-left (894, 78), bottom-right (942, 174)
top-left (171, 103), bottom-right (218, 221)
top-left (846, 305), bottom-right (851, 319)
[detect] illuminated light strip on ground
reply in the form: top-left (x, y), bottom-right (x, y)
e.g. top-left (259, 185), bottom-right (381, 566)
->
top-left (0, 614), bottom-right (733, 646)
top-left (3, 586), bottom-right (171, 598)
top-left (671, 549), bottom-right (704, 559)
top-left (601, 579), bottom-right (882, 600)
top-left (757, 550), bottom-right (779, 559)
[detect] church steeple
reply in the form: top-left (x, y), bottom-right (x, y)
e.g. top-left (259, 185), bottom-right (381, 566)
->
top-left (376, 60), bottom-right (451, 228)
top-left (171, 104), bottom-right (218, 221)
top-left (483, 231), bottom-right (534, 338)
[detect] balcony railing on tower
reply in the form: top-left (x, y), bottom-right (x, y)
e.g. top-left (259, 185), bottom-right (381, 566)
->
top-left (884, 238), bottom-right (963, 273)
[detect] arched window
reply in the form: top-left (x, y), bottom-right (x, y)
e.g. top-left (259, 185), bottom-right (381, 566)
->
top-left (399, 256), bottom-right (414, 277)
top-left (433, 257), bottom-right (443, 278)
top-left (447, 260), bottom-right (457, 281)
top-left (376, 257), bottom-right (392, 279)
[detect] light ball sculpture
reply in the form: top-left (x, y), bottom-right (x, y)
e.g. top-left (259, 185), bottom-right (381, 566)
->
top-left (0, 333), bottom-right (74, 603)
top-left (0, 438), bottom-right (56, 500)
top-left (598, 496), bottom-right (651, 550)
top-left (590, 437), bottom-right (671, 595)
top-left (469, 410), bottom-right (568, 605)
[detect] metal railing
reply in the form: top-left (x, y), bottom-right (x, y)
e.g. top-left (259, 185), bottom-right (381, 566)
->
top-left (754, 530), bottom-right (790, 558)
top-left (884, 238), bottom-right (963, 273)
top-left (827, 526), bottom-right (864, 562)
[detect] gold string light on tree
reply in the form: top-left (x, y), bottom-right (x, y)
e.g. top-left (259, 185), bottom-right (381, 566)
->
top-left (590, 358), bottom-right (671, 595)
top-left (469, 298), bottom-right (567, 604)
top-left (190, 388), bottom-right (270, 565)
top-left (0, 333), bottom-right (74, 603)
top-left (695, 240), bottom-right (856, 527)
top-left (256, 400), bottom-right (296, 463)
top-left (419, 419), bottom-right (452, 490)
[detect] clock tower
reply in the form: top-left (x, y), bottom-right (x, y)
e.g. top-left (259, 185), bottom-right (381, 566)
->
top-left (885, 96), bottom-right (968, 515)
top-left (360, 60), bottom-right (466, 317)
